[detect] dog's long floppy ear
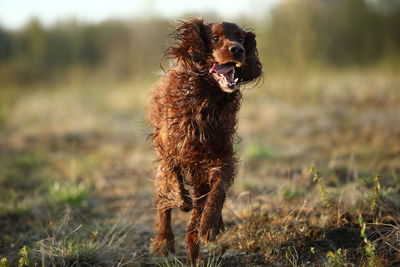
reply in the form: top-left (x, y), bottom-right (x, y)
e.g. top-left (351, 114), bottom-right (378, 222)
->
top-left (238, 31), bottom-right (262, 84)
top-left (167, 17), bottom-right (209, 71)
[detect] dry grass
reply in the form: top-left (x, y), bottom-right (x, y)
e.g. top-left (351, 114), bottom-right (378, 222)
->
top-left (0, 67), bottom-right (399, 266)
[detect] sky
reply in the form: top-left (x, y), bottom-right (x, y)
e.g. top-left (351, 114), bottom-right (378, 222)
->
top-left (0, 0), bottom-right (278, 29)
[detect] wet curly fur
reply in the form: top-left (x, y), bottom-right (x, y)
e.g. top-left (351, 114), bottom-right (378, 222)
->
top-left (147, 17), bottom-right (262, 262)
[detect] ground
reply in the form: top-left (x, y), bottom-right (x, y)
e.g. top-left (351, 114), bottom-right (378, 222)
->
top-left (0, 67), bottom-right (400, 266)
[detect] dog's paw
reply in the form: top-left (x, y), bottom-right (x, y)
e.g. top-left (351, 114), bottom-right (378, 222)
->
top-left (198, 213), bottom-right (225, 242)
top-left (151, 236), bottom-right (175, 255)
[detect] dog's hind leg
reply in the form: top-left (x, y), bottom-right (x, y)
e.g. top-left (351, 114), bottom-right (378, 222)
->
top-left (151, 163), bottom-right (177, 254)
top-left (186, 183), bottom-right (210, 263)
top-left (151, 206), bottom-right (175, 255)
top-left (151, 163), bottom-right (192, 255)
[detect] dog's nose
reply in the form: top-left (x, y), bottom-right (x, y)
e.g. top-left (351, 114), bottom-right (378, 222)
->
top-left (229, 45), bottom-right (244, 57)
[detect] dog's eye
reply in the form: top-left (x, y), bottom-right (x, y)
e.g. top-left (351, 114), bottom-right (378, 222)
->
top-left (212, 36), bottom-right (220, 42)
top-left (238, 37), bottom-right (244, 43)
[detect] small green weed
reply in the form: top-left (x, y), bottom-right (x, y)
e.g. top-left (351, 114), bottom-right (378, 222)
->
top-left (326, 248), bottom-right (345, 267)
top-left (310, 165), bottom-right (332, 210)
top-left (284, 246), bottom-right (299, 267)
top-left (17, 246), bottom-right (37, 267)
top-left (370, 175), bottom-right (381, 214)
top-left (0, 257), bottom-right (8, 267)
top-left (358, 215), bottom-right (378, 267)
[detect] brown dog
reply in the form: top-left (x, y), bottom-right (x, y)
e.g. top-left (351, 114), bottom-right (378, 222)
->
top-left (147, 17), bottom-right (262, 262)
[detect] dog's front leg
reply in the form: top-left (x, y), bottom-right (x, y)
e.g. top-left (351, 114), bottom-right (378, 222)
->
top-left (198, 176), bottom-right (227, 242)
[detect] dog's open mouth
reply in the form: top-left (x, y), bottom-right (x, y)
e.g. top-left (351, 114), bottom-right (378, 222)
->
top-left (209, 62), bottom-right (239, 93)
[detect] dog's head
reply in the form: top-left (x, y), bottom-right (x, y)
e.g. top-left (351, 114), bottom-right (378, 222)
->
top-left (167, 17), bottom-right (262, 93)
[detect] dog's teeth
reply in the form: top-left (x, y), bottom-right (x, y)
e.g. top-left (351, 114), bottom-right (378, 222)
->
top-left (234, 78), bottom-right (238, 83)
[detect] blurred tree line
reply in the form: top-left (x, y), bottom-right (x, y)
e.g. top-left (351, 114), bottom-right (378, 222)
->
top-left (0, 0), bottom-right (399, 85)
top-left (0, 19), bottom-right (169, 85)
top-left (260, 0), bottom-right (400, 70)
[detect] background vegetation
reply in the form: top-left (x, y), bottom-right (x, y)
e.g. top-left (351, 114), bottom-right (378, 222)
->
top-left (1, 0), bottom-right (400, 266)
top-left (1, 0), bottom-right (400, 85)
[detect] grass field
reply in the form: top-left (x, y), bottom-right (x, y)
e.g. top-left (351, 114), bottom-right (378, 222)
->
top-left (1, 67), bottom-right (400, 266)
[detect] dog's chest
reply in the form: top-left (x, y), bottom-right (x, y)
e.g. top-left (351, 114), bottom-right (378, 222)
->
top-left (189, 98), bottom-right (238, 144)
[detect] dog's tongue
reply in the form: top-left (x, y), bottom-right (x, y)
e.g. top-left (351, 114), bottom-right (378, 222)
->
top-left (209, 63), bottom-right (234, 74)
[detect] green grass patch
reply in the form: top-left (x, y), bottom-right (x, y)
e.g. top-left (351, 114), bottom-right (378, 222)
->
top-left (245, 142), bottom-right (275, 163)
top-left (280, 186), bottom-right (306, 201)
top-left (155, 251), bottom-right (223, 267)
top-left (0, 152), bottom-right (46, 191)
top-left (29, 212), bottom-right (132, 266)
top-left (49, 181), bottom-right (90, 207)
top-left (0, 191), bottom-right (34, 217)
